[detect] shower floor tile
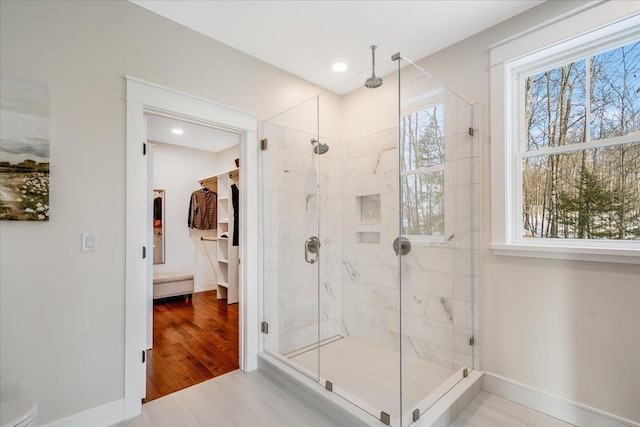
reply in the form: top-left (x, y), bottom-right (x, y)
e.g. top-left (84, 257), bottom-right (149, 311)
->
top-left (288, 336), bottom-right (455, 419)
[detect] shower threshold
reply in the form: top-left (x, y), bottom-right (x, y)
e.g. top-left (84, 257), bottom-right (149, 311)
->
top-left (279, 336), bottom-right (459, 424)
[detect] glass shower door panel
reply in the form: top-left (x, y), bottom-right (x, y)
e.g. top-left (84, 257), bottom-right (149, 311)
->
top-left (260, 96), bottom-right (321, 381)
top-left (314, 73), bottom-right (402, 422)
top-left (398, 59), bottom-right (479, 425)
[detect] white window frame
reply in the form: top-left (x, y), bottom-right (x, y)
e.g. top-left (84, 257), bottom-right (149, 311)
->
top-left (401, 87), bottom-right (454, 243)
top-left (490, 3), bottom-right (640, 264)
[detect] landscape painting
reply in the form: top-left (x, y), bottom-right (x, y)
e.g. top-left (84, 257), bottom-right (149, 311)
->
top-left (0, 75), bottom-right (50, 221)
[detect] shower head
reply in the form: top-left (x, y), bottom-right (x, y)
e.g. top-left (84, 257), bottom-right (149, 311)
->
top-left (311, 138), bottom-right (329, 155)
top-left (365, 45), bottom-right (383, 89)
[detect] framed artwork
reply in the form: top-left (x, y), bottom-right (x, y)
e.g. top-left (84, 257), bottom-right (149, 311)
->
top-left (0, 75), bottom-right (50, 221)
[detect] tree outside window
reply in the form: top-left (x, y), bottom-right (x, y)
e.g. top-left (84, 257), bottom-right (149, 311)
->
top-left (521, 41), bottom-right (640, 240)
top-left (401, 92), bottom-right (446, 239)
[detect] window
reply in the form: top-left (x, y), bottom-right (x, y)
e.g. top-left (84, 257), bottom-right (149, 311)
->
top-left (489, 4), bottom-right (640, 262)
top-left (400, 87), bottom-right (451, 241)
top-left (519, 41), bottom-right (639, 241)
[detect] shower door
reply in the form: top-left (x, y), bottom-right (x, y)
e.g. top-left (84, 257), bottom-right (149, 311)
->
top-left (398, 57), bottom-right (479, 425)
top-left (259, 95), bottom-right (323, 382)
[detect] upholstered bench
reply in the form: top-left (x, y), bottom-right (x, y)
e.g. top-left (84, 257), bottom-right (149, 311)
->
top-left (153, 271), bottom-right (194, 301)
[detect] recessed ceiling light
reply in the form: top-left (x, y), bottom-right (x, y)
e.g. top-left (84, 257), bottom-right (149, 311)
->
top-left (332, 63), bottom-right (348, 72)
top-left (171, 128), bottom-right (184, 135)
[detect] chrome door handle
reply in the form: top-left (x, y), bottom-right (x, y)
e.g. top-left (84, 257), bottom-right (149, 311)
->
top-left (305, 236), bottom-right (320, 264)
top-left (393, 236), bottom-right (411, 256)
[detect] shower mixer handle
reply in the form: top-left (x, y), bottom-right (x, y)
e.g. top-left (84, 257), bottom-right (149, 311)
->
top-left (305, 236), bottom-right (321, 264)
top-left (393, 236), bottom-right (411, 256)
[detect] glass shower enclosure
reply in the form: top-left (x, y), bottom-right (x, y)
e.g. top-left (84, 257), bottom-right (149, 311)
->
top-left (259, 55), bottom-right (479, 426)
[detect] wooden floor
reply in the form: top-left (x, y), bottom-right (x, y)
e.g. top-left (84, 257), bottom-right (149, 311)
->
top-left (451, 391), bottom-right (575, 427)
top-left (144, 291), bottom-right (239, 403)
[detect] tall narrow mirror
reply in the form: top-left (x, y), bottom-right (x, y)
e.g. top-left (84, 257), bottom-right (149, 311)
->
top-left (153, 189), bottom-right (165, 264)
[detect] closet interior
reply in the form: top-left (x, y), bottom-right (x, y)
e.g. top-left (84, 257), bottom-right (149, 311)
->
top-left (198, 168), bottom-right (240, 304)
top-left (144, 113), bottom-right (241, 403)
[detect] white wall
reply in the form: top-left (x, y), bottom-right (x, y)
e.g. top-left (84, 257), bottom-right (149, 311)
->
top-left (152, 142), bottom-right (222, 291)
top-left (0, 1), bottom-right (336, 424)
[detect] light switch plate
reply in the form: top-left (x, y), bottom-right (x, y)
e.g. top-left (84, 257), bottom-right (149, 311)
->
top-left (81, 233), bottom-right (96, 252)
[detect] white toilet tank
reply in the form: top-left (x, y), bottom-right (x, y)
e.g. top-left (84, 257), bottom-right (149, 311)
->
top-left (0, 401), bottom-right (37, 427)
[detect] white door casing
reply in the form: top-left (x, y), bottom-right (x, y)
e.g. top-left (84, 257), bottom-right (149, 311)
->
top-left (125, 76), bottom-right (259, 419)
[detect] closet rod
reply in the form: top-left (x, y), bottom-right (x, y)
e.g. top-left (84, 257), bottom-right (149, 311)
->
top-left (200, 237), bottom-right (217, 242)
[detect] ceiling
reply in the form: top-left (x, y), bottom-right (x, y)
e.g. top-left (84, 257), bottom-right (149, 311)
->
top-left (130, 1), bottom-right (544, 94)
top-left (147, 114), bottom-right (239, 152)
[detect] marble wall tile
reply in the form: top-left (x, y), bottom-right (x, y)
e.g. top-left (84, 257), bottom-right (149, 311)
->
top-left (453, 249), bottom-right (479, 276)
top-left (453, 325), bottom-right (478, 357)
top-left (402, 335), bottom-right (455, 369)
top-left (280, 286), bottom-right (317, 311)
top-left (356, 302), bottom-right (399, 332)
top-left (402, 246), bottom-right (454, 274)
top-left (356, 282), bottom-right (399, 311)
top-left (282, 304), bottom-right (317, 334)
top-left (402, 312), bottom-right (454, 349)
top-left (351, 262), bottom-right (397, 288)
top-left (453, 274), bottom-right (477, 303)
top-left (401, 269), bottom-right (454, 298)
top-left (346, 127), bottom-right (397, 159)
top-left (402, 291), bottom-right (454, 324)
top-left (453, 300), bottom-right (478, 329)
top-left (282, 148), bottom-right (315, 175)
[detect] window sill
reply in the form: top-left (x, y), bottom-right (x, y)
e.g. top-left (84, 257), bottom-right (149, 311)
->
top-left (491, 243), bottom-right (640, 264)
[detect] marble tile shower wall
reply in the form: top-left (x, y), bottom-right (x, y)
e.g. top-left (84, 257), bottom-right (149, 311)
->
top-left (340, 104), bottom-right (479, 372)
top-left (261, 102), bottom-right (479, 372)
top-left (261, 122), bottom-right (345, 355)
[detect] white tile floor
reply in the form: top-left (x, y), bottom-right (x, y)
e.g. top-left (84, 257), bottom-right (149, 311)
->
top-left (117, 370), bottom-right (337, 427)
top-left (118, 355), bottom-right (576, 427)
top-left (288, 336), bottom-right (455, 419)
top-left (450, 391), bottom-right (576, 427)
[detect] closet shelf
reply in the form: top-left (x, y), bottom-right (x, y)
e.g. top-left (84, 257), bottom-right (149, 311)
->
top-left (219, 218), bottom-right (229, 224)
top-left (218, 259), bottom-right (229, 264)
top-left (217, 281), bottom-right (228, 288)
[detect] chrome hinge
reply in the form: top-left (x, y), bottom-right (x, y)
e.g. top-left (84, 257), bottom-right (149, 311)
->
top-left (463, 368), bottom-right (469, 378)
top-left (325, 380), bottom-right (333, 391)
top-left (380, 412), bottom-right (390, 425)
top-left (260, 138), bottom-right (268, 151)
top-left (142, 350), bottom-right (146, 363)
top-left (468, 127), bottom-right (474, 136)
top-left (143, 142), bottom-right (147, 155)
top-left (142, 246), bottom-right (146, 259)
top-left (261, 321), bottom-right (269, 334)
top-left (412, 409), bottom-right (420, 422)
top-left (469, 336), bottom-right (475, 346)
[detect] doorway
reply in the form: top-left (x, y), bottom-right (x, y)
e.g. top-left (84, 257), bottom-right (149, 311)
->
top-left (143, 114), bottom-right (241, 402)
top-left (124, 76), bottom-right (260, 420)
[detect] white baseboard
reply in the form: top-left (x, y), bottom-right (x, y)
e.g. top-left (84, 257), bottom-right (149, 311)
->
top-left (484, 372), bottom-right (639, 427)
top-left (194, 284), bottom-right (218, 293)
top-left (42, 399), bottom-right (124, 427)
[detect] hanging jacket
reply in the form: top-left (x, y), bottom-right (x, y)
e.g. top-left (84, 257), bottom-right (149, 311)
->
top-left (188, 189), bottom-right (217, 230)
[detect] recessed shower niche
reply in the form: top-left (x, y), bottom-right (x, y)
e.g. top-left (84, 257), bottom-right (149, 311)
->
top-left (356, 194), bottom-right (381, 243)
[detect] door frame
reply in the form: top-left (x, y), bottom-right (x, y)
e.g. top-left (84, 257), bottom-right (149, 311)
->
top-left (124, 76), bottom-right (259, 419)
